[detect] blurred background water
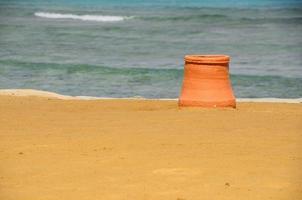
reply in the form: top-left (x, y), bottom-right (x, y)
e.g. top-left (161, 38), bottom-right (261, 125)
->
top-left (0, 0), bottom-right (301, 98)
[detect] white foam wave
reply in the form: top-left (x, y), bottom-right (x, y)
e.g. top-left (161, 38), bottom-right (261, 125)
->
top-left (34, 12), bottom-right (130, 22)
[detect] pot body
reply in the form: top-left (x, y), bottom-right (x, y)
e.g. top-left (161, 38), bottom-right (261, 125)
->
top-left (179, 55), bottom-right (236, 108)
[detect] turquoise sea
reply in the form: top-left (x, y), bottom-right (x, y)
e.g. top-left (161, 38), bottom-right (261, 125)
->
top-left (0, 0), bottom-right (302, 98)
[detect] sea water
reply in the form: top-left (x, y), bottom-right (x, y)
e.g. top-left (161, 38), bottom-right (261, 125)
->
top-left (0, 0), bottom-right (301, 98)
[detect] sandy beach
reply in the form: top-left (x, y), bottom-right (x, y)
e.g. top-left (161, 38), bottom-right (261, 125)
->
top-left (0, 91), bottom-right (301, 200)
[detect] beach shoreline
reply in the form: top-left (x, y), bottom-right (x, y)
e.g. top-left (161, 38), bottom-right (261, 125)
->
top-left (1, 89), bottom-right (302, 103)
top-left (0, 90), bottom-right (301, 200)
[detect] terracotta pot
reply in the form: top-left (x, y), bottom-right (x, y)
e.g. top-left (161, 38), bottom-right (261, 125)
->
top-left (179, 55), bottom-right (236, 108)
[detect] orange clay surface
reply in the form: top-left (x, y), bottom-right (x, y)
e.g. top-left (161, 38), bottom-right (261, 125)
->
top-left (179, 55), bottom-right (236, 108)
top-left (0, 95), bottom-right (302, 200)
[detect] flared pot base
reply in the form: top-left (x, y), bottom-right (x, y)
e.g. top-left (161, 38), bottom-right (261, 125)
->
top-left (178, 99), bottom-right (236, 108)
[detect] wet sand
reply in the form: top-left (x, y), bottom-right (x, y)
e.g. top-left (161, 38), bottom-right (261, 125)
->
top-left (0, 94), bottom-right (301, 200)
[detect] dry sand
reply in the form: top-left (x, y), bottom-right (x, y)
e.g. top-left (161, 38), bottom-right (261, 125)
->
top-left (0, 92), bottom-right (302, 200)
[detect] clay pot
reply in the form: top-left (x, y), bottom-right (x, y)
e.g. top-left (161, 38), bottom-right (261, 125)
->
top-left (179, 55), bottom-right (236, 108)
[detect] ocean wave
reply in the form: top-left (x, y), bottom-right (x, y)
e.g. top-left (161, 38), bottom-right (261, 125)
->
top-left (141, 14), bottom-right (302, 23)
top-left (34, 12), bottom-right (131, 22)
top-left (0, 60), bottom-right (182, 74)
top-left (142, 14), bottom-right (228, 21)
top-left (1, 60), bottom-right (302, 98)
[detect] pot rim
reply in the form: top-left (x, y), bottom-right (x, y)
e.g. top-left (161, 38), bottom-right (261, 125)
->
top-left (185, 54), bottom-right (230, 64)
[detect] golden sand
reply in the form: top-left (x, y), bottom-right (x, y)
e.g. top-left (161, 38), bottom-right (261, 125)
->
top-left (0, 94), bottom-right (301, 200)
